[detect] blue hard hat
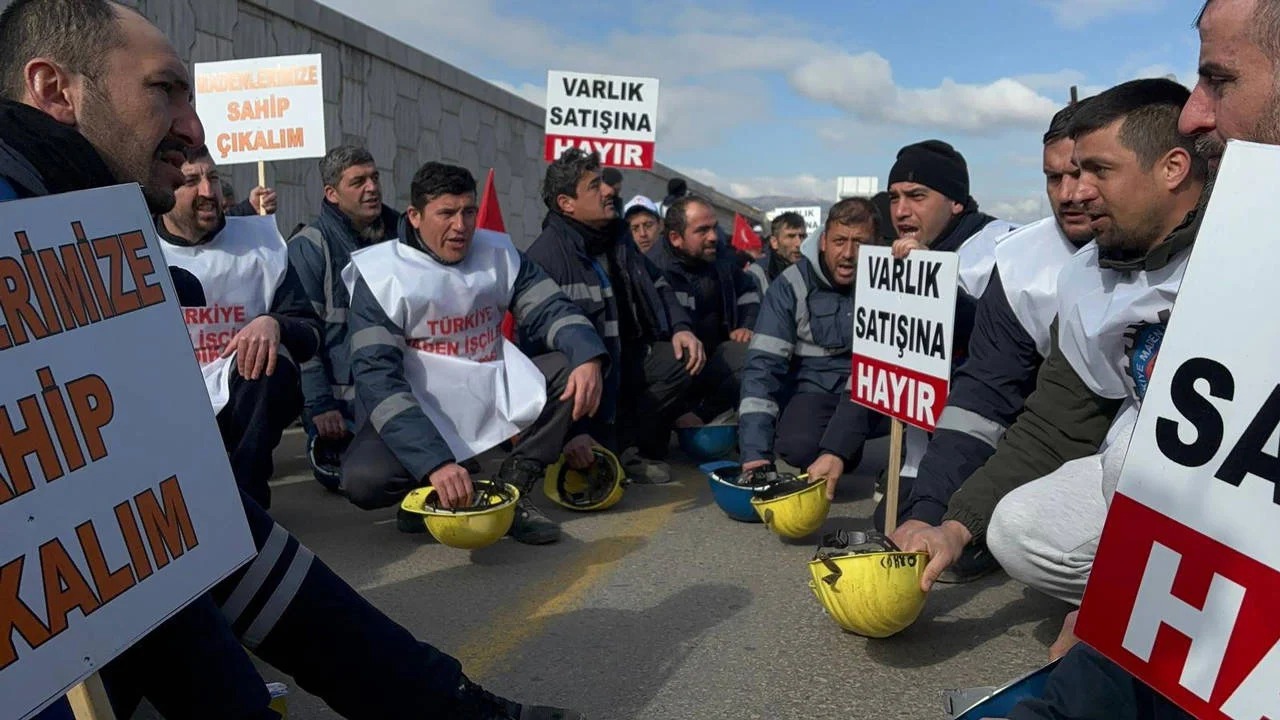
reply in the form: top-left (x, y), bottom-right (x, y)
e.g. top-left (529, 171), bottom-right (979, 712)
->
top-left (678, 424), bottom-right (738, 461)
top-left (700, 461), bottom-right (762, 523)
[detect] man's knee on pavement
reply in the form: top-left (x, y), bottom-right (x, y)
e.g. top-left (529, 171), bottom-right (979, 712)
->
top-left (340, 462), bottom-right (403, 510)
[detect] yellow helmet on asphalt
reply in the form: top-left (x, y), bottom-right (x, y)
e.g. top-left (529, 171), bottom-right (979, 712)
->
top-left (400, 480), bottom-right (519, 549)
top-left (749, 474), bottom-right (830, 539)
top-left (807, 530), bottom-right (928, 638)
top-left (543, 445), bottom-right (624, 511)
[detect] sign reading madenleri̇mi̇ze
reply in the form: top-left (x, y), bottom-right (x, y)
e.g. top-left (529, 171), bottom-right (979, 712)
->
top-left (195, 53), bottom-right (326, 164)
top-left (1075, 140), bottom-right (1280, 720)
top-left (849, 245), bottom-right (959, 432)
top-left (0, 185), bottom-right (256, 720)
top-left (544, 70), bottom-right (660, 170)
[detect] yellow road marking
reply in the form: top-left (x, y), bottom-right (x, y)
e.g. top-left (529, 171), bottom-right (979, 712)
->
top-left (456, 473), bottom-right (701, 678)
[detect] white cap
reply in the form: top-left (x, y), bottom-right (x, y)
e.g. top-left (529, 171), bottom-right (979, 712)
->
top-left (624, 195), bottom-right (660, 219)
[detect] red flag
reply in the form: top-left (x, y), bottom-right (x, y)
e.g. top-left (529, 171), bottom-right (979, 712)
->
top-left (732, 213), bottom-right (763, 254)
top-left (479, 169), bottom-right (518, 342)
top-left (477, 168), bottom-right (506, 232)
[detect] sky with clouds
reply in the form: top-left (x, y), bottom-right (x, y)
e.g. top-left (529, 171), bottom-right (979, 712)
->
top-left (314, 0), bottom-right (1204, 222)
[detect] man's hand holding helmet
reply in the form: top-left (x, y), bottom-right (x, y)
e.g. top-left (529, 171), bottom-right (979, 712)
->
top-left (892, 519), bottom-right (972, 592)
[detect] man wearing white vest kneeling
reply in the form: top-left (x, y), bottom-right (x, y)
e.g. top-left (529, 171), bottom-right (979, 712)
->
top-left (342, 162), bottom-right (608, 545)
top-left (157, 146), bottom-right (323, 509)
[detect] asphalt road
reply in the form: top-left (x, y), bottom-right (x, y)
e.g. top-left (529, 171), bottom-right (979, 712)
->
top-left (255, 429), bottom-right (1072, 720)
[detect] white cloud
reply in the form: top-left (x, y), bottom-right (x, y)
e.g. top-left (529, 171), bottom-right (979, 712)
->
top-left (685, 168), bottom-right (833, 201)
top-left (987, 196), bottom-right (1049, 224)
top-left (1042, 0), bottom-right (1165, 29)
top-left (790, 52), bottom-right (1060, 133)
top-left (486, 79), bottom-right (544, 107)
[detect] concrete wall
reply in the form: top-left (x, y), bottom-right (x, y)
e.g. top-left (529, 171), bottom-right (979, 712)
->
top-left (111, 0), bottom-right (761, 247)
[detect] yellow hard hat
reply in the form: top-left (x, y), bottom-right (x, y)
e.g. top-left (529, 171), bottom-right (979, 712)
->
top-left (749, 474), bottom-right (830, 539)
top-left (544, 445), bottom-right (624, 511)
top-left (807, 530), bottom-right (928, 638)
top-left (399, 480), bottom-right (519, 549)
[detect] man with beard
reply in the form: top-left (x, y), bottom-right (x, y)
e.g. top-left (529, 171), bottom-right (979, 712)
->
top-left (156, 146), bottom-right (319, 509)
top-left (0, 2), bottom-right (581, 718)
top-left (738, 197), bottom-right (883, 478)
top-left (288, 145), bottom-right (401, 493)
top-left (527, 148), bottom-right (703, 484)
top-left (747, 210), bottom-right (806, 295)
top-left (901, 78), bottom-right (1209, 615)
top-left (1008, 4), bottom-right (1278, 719)
top-left (341, 161), bottom-right (606, 545)
top-left (647, 195), bottom-right (759, 430)
top-left (881, 100), bottom-right (1097, 582)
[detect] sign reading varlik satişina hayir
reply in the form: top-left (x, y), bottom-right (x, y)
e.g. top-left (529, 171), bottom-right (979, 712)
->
top-left (1075, 140), bottom-right (1280, 720)
top-left (195, 53), bottom-right (327, 164)
top-left (544, 70), bottom-right (660, 169)
top-left (0, 186), bottom-right (255, 720)
top-left (849, 246), bottom-right (959, 432)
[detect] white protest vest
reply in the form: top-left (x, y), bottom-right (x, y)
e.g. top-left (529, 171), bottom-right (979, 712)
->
top-left (956, 218), bottom-right (1020, 299)
top-left (342, 229), bottom-right (547, 462)
top-left (1055, 243), bottom-right (1190, 445)
top-left (993, 217), bottom-right (1081, 357)
top-left (161, 215), bottom-right (288, 414)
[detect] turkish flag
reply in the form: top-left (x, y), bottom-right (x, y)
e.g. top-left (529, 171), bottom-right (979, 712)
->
top-left (478, 168), bottom-right (517, 342)
top-left (732, 213), bottom-right (763, 254)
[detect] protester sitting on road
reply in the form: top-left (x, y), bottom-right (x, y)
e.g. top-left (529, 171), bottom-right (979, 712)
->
top-left (739, 197), bottom-right (886, 479)
top-left (342, 161), bottom-right (608, 545)
top-left (897, 79), bottom-right (1210, 610)
top-left (624, 194), bottom-right (662, 253)
top-left (527, 148), bottom-right (703, 484)
top-left (869, 140), bottom-right (1019, 505)
top-left (747, 210), bottom-right (806, 296)
top-left (3, 3), bottom-right (583, 718)
top-left (883, 101), bottom-right (1097, 582)
top-left (647, 195), bottom-right (759, 432)
top-left (287, 145), bottom-right (403, 492)
top-left (156, 146), bottom-right (319, 509)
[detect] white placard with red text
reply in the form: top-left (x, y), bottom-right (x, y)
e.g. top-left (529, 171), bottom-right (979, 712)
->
top-left (0, 186), bottom-right (255, 719)
top-left (1077, 140), bottom-right (1280, 720)
top-left (544, 70), bottom-right (659, 169)
top-left (849, 245), bottom-right (958, 432)
top-left (195, 53), bottom-right (326, 165)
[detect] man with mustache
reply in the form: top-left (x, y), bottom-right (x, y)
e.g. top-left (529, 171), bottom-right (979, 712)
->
top-left (746, 210), bottom-right (806, 296)
top-left (1, 2), bottom-right (581, 718)
top-left (288, 145), bottom-right (401, 495)
top-left (155, 146), bottom-right (318, 509)
top-left (341, 161), bottom-right (606, 545)
top-left (1009, 3), bottom-right (1277, 718)
top-left (738, 197), bottom-right (882, 479)
top-left (901, 78), bottom-right (1209, 618)
top-left (882, 100), bottom-right (1097, 582)
top-left (527, 148), bottom-right (703, 484)
top-left (646, 195), bottom-right (759, 432)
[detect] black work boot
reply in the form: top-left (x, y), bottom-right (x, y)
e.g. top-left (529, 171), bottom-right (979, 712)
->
top-left (445, 675), bottom-right (584, 719)
top-left (498, 457), bottom-right (561, 545)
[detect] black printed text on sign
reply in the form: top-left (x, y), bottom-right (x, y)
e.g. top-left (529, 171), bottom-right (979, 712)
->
top-left (850, 246), bottom-right (959, 432)
top-left (1075, 141), bottom-right (1280, 720)
top-left (0, 186), bottom-right (255, 720)
top-left (544, 70), bottom-right (659, 170)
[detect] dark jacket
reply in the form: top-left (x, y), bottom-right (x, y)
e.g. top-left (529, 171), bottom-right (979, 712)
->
top-left (155, 217), bottom-right (321, 365)
top-left (526, 211), bottom-right (692, 432)
top-left (346, 215), bottom-right (607, 491)
top-left (738, 257), bottom-right (865, 463)
top-left (645, 237), bottom-right (760, 343)
top-left (287, 200), bottom-right (401, 420)
top-left (745, 248), bottom-right (787, 296)
top-left (943, 211), bottom-right (1201, 539)
top-left (1008, 645), bottom-right (1191, 720)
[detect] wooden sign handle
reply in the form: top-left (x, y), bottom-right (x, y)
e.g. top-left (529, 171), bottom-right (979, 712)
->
top-left (885, 419), bottom-right (903, 536)
top-left (257, 160), bottom-right (268, 216)
top-left (67, 673), bottom-right (116, 720)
